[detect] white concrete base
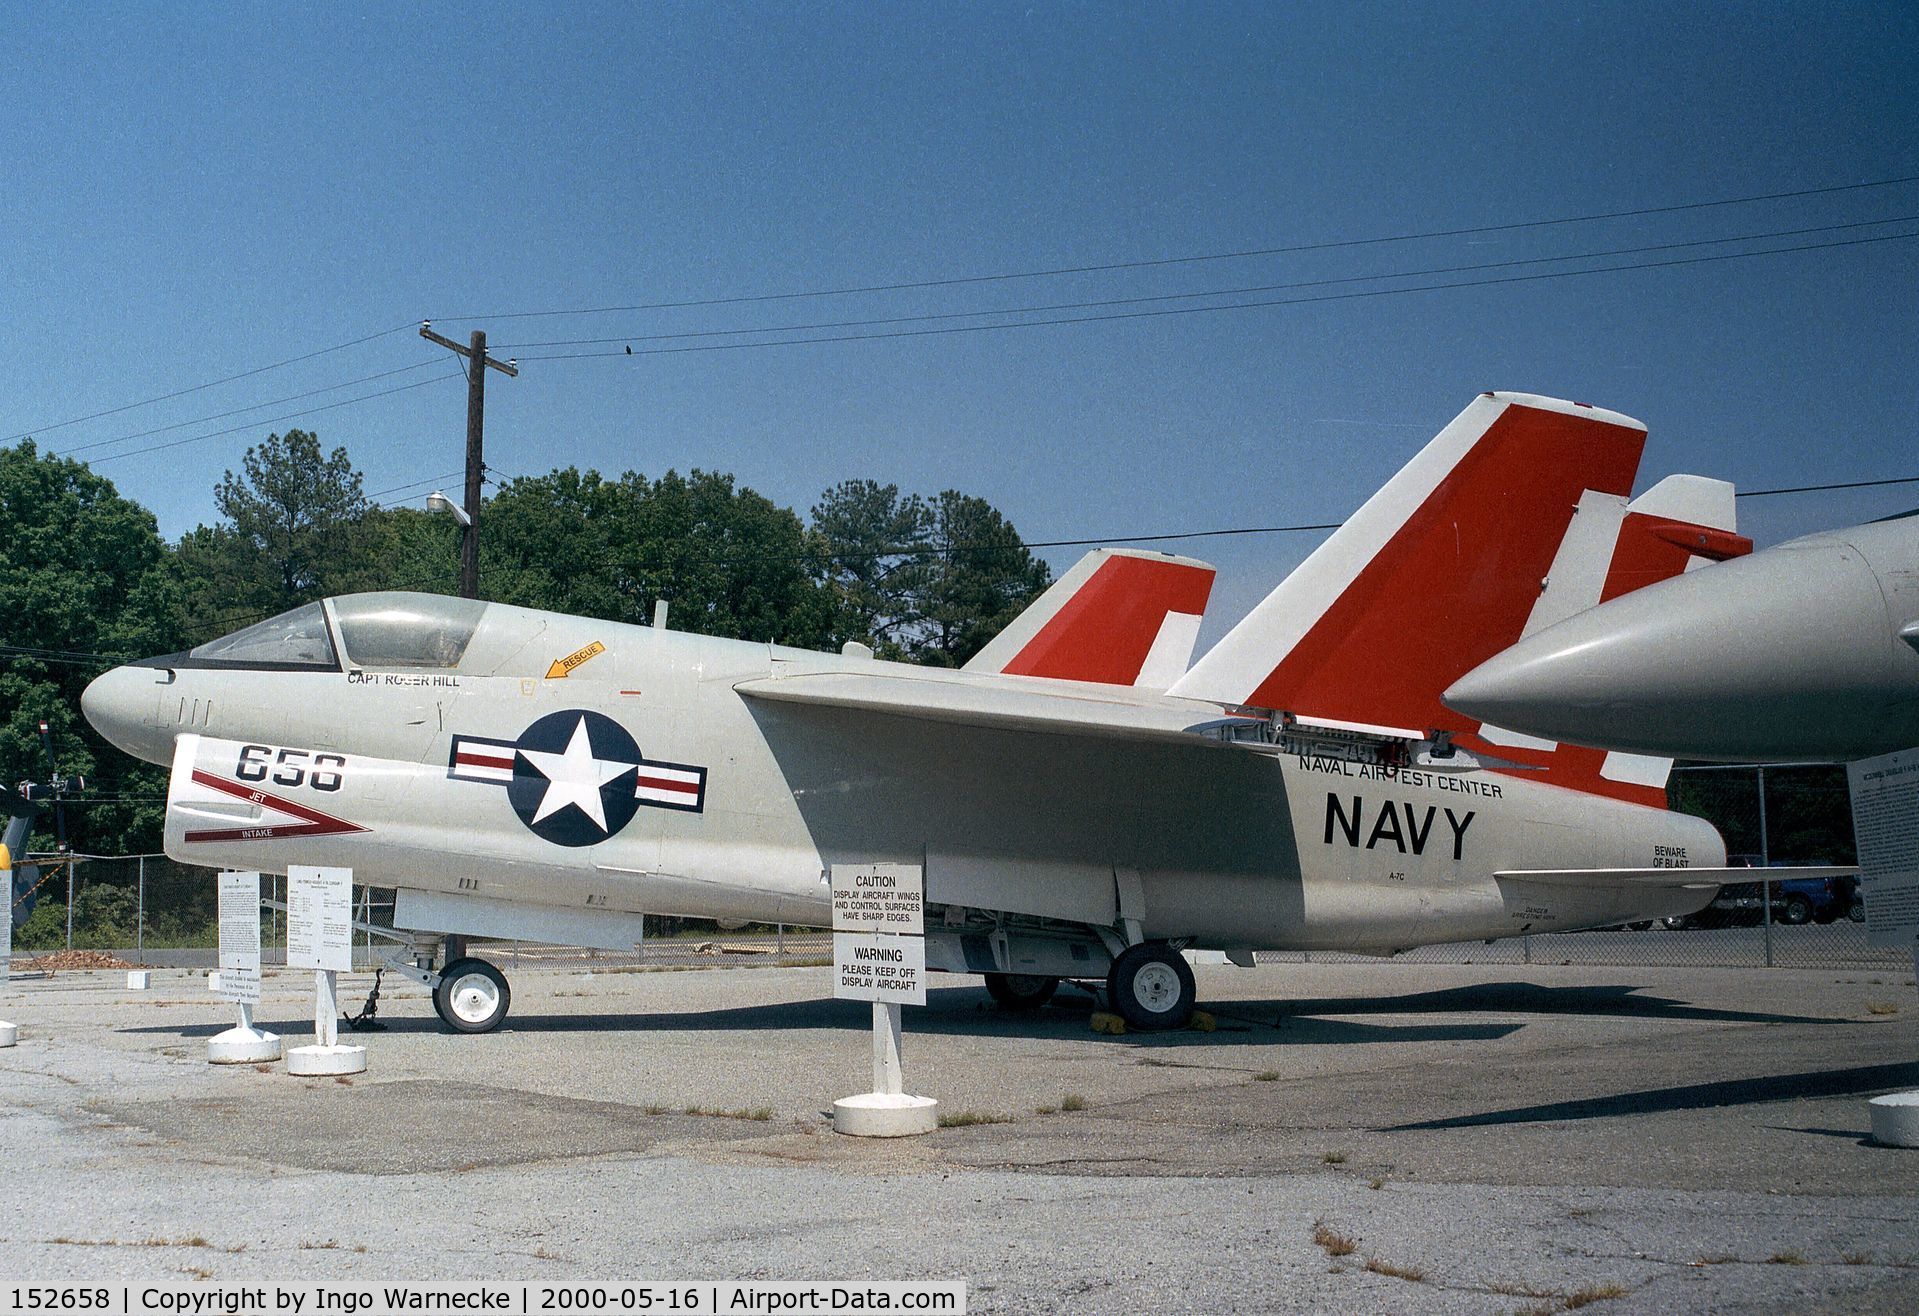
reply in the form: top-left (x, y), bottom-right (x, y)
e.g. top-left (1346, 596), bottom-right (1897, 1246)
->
top-left (127, 970), bottom-right (151, 990)
top-left (208, 1026), bottom-right (282, 1065)
top-left (833, 1092), bottom-right (939, 1137)
top-left (286, 1044), bottom-right (367, 1077)
top-left (1869, 1091), bottom-right (1919, 1148)
top-left (0, 1020), bottom-right (16, 1048)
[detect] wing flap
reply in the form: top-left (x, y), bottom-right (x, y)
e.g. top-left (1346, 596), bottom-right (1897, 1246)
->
top-left (736, 670), bottom-right (1226, 746)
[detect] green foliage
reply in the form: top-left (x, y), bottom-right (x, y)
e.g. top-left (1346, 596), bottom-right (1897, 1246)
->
top-left (810, 481), bottom-right (1050, 663)
top-left (0, 441), bottom-right (181, 852)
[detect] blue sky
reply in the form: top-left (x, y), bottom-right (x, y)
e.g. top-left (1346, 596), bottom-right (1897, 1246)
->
top-left (5, 2), bottom-right (1915, 641)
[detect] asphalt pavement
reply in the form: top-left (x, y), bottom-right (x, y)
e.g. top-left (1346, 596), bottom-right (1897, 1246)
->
top-left (2, 959), bottom-right (1916, 1313)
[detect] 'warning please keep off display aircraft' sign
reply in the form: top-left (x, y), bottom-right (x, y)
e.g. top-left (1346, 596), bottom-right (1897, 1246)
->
top-left (831, 863), bottom-right (926, 1006)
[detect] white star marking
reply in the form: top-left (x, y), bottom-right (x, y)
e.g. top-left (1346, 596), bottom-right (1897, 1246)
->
top-left (519, 716), bottom-right (631, 830)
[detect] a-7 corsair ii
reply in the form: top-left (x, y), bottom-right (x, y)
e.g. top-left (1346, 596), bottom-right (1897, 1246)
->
top-left (84, 393), bottom-right (1786, 1033)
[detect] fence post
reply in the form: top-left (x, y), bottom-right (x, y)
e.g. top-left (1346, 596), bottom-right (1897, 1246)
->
top-left (1757, 764), bottom-right (1774, 968)
top-left (66, 859), bottom-right (74, 951)
top-left (777, 922), bottom-right (785, 962)
top-left (137, 855), bottom-right (146, 959)
top-left (1524, 933), bottom-right (1532, 965)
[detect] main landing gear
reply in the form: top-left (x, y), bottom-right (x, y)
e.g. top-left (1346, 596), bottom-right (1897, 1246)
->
top-left (1106, 942), bottom-right (1196, 1031)
top-left (984, 973), bottom-right (1059, 1011)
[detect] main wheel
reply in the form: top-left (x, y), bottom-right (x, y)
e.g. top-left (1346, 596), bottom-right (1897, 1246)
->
top-left (434, 957), bottom-right (511, 1033)
top-left (1779, 894), bottom-right (1813, 925)
top-left (984, 973), bottom-right (1059, 1012)
top-left (1106, 943), bottom-right (1196, 1032)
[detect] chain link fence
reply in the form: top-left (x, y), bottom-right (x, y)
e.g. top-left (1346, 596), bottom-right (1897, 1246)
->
top-left (10, 763), bottom-right (1900, 972)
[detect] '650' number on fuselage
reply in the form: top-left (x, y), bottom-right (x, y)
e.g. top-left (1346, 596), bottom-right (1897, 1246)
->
top-left (234, 744), bottom-right (345, 792)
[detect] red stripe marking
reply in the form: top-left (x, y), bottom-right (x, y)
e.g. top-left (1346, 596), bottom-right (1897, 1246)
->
top-left (1598, 512), bottom-right (1752, 604)
top-left (456, 749), bottom-right (515, 771)
top-left (634, 774), bottom-right (699, 795)
top-left (1003, 556), bottom-right (1215, 683)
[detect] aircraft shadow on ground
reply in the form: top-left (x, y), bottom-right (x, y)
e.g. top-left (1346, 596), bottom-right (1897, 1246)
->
top-left (1268, 980), bottom-right (1833, 1028)
top-left (1382, 1062), bottom-right (1919, 1131)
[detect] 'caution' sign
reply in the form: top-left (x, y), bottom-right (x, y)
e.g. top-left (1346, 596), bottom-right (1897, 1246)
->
top-left (546, 640), bottom-right (606, 680)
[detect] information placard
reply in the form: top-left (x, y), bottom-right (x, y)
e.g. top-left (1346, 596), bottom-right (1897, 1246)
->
top-left (1847, 747), bottom-right (1919, 950)
top-left (834, 931), bottom-right (926, 1006)
top-left (830, 862), bottom-right (924, 934)
top-left (215, 870), bottom-right (263, 1003)
top-left (286, 865), bottom-right (354, 972)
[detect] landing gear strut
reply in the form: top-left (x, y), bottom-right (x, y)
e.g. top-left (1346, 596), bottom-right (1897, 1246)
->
top-left (1106, 942), bottom-right (1196, 1031)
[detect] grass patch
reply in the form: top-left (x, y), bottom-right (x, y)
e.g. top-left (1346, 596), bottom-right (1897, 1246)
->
top-left (1322, 1150), bottom-right (1348, 1164)
top-left (1033, 1105), bottom-right (1057, 1115)
top-left (1843, 1252), bottom-right (1872, 1266)
top-left (1311, 1222), bottom-right (1355, 1258)
top-left (1866, 1001), bottom-right (1900, 1015)
top-left (1367, 1177), bottom-right (1386, 1191)
top-left (1363, 1257), bottom-right (1425, 1283)
top-left (681, 1105), bottom-right (774, 1121)
top-left (1564, 1283), bottom-right (1629, 1308)
top-left (1768, 1250), bottom-right (1808, 1265)
top-left (1060, 1094), bottom-right (1086, 1112)
top-left (1486, 1280), bottom-right (1555, 1298)
top-left (938, 1110), bottom-right (1015, 1128)
top-left (1253, 1069), bottom-right (1280, 1082)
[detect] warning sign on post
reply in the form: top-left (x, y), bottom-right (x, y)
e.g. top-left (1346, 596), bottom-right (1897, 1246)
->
top-left (834, 932), bottom-right (926, 1006)
top-left (1849, 748), bottom-right (1919, 950)
top-left (830, 863), bottom-right (924, 934)
top-left (286, 865), bottom-right (354, 972)
top-left (216, 870), bottom-right (263, 1004)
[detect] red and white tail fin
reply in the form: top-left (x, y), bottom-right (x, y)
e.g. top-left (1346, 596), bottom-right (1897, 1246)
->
top-left (965, 548), bottom-right (1215, 689)
top-left (1168, 391), bottom-right (1748, 806)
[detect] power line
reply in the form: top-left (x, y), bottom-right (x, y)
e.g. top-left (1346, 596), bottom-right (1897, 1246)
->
top-left (510, 229), bottom-right (1919, 364)
top-left (54, 360), bottom-right (445, 458)
top-left (433, 174), bottom-right (1919, 324)
top-left (1740, 475), bottom-right (1919, 498)
top-left (493, 216), bottom-right (1918, 351)
top-left (82, 370), bottom-right (464, 468)
top-left (3, 322), bottom-right (417, 446)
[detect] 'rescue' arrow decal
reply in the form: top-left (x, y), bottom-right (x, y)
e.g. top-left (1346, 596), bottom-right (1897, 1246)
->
top-left (183, 770), bottom-right (371, 844)
top-left (546, 640), bottom-right (606, 680)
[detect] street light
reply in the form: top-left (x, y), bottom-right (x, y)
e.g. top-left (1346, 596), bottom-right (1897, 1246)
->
top-left (426, 490), bottom-right (472, 528)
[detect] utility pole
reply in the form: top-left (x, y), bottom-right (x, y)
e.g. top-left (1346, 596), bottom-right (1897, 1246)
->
top-left (419, 323), bottom-right (518, 599)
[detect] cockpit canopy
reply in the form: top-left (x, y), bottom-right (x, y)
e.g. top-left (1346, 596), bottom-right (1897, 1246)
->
top-left (184, 593), bottom-right (487, 671)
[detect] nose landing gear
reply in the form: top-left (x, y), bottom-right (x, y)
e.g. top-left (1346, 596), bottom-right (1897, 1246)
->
top-left (433, 957), bottom-right (512, 1033)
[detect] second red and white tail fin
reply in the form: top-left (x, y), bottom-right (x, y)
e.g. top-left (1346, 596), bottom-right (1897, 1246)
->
top-left (1168, 391), bottom-right (1748, 807)
top-left (1170, 392), bottom-right (1648, 721)
top-left (965, 548), bottom-right (1215, 689)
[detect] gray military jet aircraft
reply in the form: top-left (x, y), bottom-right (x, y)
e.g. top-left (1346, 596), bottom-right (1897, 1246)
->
top-left (83, 393), bottom-right (1776, 1033)
top-left (1446, 515), bottom-right (1919, 763)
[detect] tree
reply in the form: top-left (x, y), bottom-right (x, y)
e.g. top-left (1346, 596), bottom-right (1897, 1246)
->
top-left (189, 430), bottom-right (374, 623)
top-left (483, 468), bottom-right (834, 646)
top-left (906, 491), bottom-right (1051, 666)
top-left (808, 481), bottom-right (1050, 664)
top-left (0, 441), bottom-right (181, 852)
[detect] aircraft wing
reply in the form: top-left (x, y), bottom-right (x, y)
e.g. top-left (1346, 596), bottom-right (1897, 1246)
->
top-left (1497, 865), bottom-right (1858, 888)
top-left (735, 670), bottom-right (1250, 747)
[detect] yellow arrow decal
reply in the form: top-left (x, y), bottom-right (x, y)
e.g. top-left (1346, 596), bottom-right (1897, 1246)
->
top-left (546, 640), bottom-right (607, 680)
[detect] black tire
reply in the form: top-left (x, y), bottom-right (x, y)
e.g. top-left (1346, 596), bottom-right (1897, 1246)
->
top-left (1106, 943), bottom-right (1196, 1032)
top-left (434, 957), bottom-right (511, 1033)
top-left (1627, 920), bottom-right (1653, 932)
top-left (1849, 899), bottom-right (1866, 923)
top-left (984, 973), bottom-right (1059, 1011)
top-left (1779, 895), bottom-right (1813, 926)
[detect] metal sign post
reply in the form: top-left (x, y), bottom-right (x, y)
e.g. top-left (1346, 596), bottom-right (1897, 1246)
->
top-left (0, 844), bottom-right (16, 1048)
top-left (1847, 747), bottom-right (1919, 1147)
top-left (208, 871), bottom-right (281, 1064)
top-left (830, 862), bottom-right (937, 1136)
top-left (284, 865), bottom-right (366, 1076)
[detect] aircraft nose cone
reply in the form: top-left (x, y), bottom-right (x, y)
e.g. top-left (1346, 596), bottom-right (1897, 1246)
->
top-left (82, 664), bottom-right (169, 763)
top-left (1445, 531), bottom-right (1919, 762)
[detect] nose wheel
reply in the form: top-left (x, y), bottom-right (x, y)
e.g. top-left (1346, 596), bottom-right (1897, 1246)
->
top-left (434, 957), bottom-right (511, 1033)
